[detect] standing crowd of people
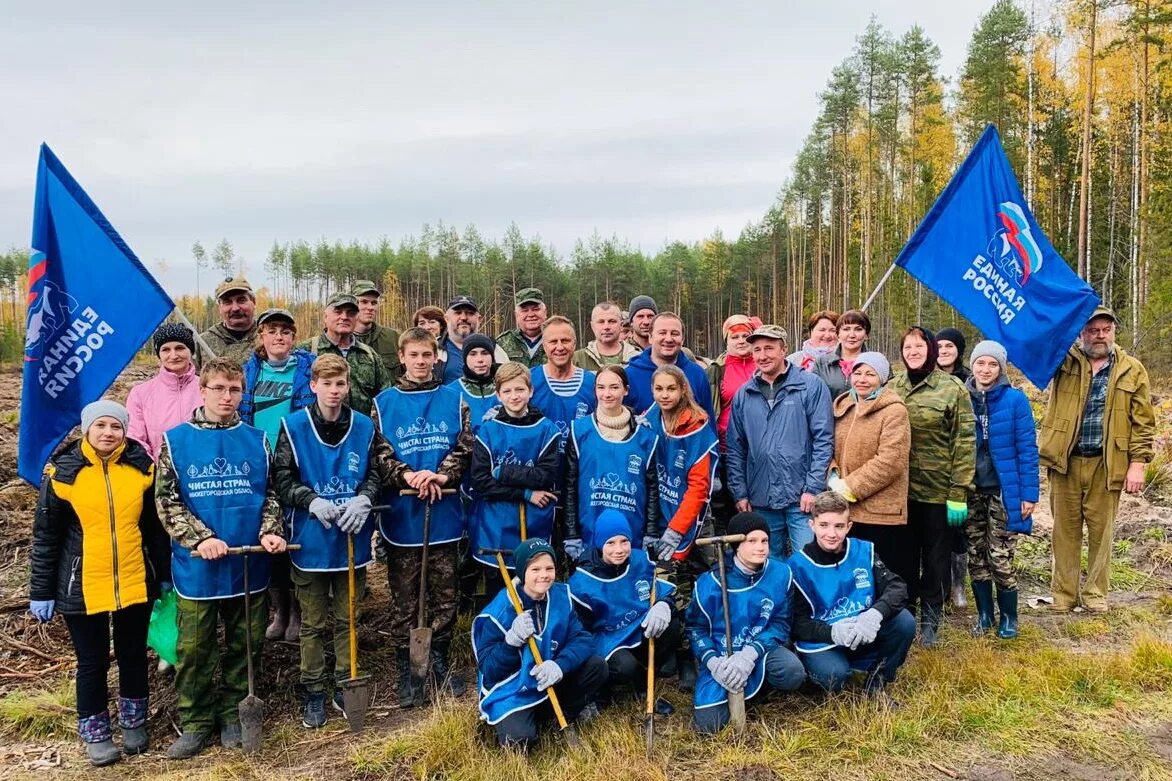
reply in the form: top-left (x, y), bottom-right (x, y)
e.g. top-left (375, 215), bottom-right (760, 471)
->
top-left (28, 278), bottom-right (1155, 761)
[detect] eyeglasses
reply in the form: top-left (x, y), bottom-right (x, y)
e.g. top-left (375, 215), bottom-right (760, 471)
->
top-left (203, 385), bottom-right (243, 396)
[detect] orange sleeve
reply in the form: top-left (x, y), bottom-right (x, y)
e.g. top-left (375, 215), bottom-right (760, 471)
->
top-left (668, 451), bottom-right (713, 536)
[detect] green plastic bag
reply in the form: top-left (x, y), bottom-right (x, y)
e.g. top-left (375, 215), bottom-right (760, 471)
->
top-left (147, 589), bottom-right (178, 666)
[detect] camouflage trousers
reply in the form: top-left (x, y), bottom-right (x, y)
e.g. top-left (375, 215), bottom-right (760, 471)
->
top-left (291, 565), bottom-right (367, 693)
top-left (385, 541), bottom-right (459, 646)
top-left (965, 492), bottom-right (1018, 590)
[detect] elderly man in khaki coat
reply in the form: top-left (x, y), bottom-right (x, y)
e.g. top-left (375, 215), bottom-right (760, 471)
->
top-left (1039, 306), bottom-right (1155, 613)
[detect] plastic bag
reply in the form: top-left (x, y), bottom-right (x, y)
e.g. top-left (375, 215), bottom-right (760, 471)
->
top-left (147, 589), bottom-right (178, 666)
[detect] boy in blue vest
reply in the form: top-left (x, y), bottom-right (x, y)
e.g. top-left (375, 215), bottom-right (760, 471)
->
top-left (373, 327), bottom-right (474, 706)
top-left (789, 491), bottom-right (916, 701)
top-left (272, 355), bottom-right (392, 728)
top-left (472, 538), bottom-right (608, 751)
top-left (155, 358), bottom-right (287, 760)
top-left (686, 512), bottom-right (805, 733)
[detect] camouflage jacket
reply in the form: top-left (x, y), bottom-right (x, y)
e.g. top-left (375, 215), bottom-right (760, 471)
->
top-left (371, 374), bottom-right (474, 486)
top-left (154, 407), bottom-right (284, 549)
top-left (195, 322), bottom-right (258, 369)
top-left (889, 368), bottom-right (976, 504)
top-left (355, 322), bottom-right (404, 382)
top-left (297, 332), bottom-right (391, 416)
top-left (572, 339), bottom-right (640, 371)
top-left (496, 328), bottom-right (547, 367)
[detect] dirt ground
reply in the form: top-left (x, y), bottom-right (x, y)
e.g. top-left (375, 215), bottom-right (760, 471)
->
top-left (0, 365), bottom-right (1170, 780)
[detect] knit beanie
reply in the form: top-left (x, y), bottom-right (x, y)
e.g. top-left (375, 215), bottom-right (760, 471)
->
top-left (727, 511), bottom-right (770, 549)
top-left (853, 351), bottom-right (891, 383)
top-left (969, 340), bottom-right (1008, 373)
top-left (81, 399), bottom-right (129, 434)
top-left (935, 327), bottom-right (967, 359)
top-left (593, 509), bottom-right (632, 551)
top-left (153, 322), bottom-right (195, 356)
top-left (513, 538), bottom-right (556, 576)
top-left (628, 295), bottom-right (658, 317)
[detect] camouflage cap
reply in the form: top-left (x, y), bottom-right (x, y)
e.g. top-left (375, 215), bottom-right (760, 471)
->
top-left (325, 292), bottom-right (359, 311)
top-left (746, 324), bottom-right (789, 344)
top-left (257, 308), bottom-right (296, 327)
top-left (1088, 305), bottom-right (1118, 323)
top-left (515, 287), bottom-right (544, 306)
top-left (215, 276), bottom-right (253, 300)
top-left (352, 279), bottom-right (380, 297)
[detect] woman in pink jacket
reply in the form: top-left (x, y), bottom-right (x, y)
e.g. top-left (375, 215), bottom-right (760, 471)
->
top-left (126, 324), bottom-right (201, 461)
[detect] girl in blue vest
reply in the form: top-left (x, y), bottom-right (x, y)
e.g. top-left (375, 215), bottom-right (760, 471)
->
top-left (154, 358), bottom-right (288, 761)
top-left (373, 328), bottom-right (474, 706)
top-left (469, 363), bottom-right (561, 588)
top-left (686, 512), bottom-right (805, 734)
top-left (789, 492), bottom-right (916, 701)
top-left (563, 365), bottom-right (659, 562)
top-left (472, 538), bottom-right (608, 750)
top-left (568, 510), bottom-right (680, 714)
top-left (965, 341), bottom-right (1039, 640)
top-left (272, 355), bottom-right (388, 728)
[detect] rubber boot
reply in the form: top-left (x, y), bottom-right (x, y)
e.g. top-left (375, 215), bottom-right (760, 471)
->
top-left (117, 696), bottom-right (148, 755)
top-left (431, 642), bottom-right (467, 697)
top-left (918, 606), bottom-right (940, 648)
top-left (265, 587), bottom-right (290, 641)
top-left (996, 587), bottom-right (1019, 640)
top-left (675, 650), bottom-right (697, 692)
top-left (79, 713), bottom-right (121, 767)
top-left (283, 596), bottom-right (302, 643)
top-left (396, 648), bottom-right (419, 707)
top-left (950, 553), bottom-right (969, 608)
top-left (970, 579), bottom-right (995, 635)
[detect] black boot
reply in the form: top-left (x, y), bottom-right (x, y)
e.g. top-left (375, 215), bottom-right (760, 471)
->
top-left (918, 606), bottom-right (940, 648)
top-left (431, 642), bottom-right (467, 697)
top-left (675, 650), bottom-right (696, 692)
top-left (396, 648), bottom-right (419, 708)
top-left (996, 587), bottom-right (1019, 640)
top-left (970, 579), bottom-right (995, 635)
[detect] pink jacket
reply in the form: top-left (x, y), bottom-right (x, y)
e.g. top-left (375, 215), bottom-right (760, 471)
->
top-left (126, 366), bottom-right (202, 460)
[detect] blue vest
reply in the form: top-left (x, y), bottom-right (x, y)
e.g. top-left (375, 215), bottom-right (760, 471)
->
top-left (281, 409), bottom-right (376, 572)
top-left (164, 422), bottom-right (271, 600)
top-left (570, 417), bottom-right (657, 548)
top-left (455, 380), bottom-right (499, 436)
top-left (643, 406), bottom-right (719, 553)
top-left (473, 582), bottom-right (576, 725)
top-left (530, 367), bottom-right (596, 461)
top-left (568, 551), bottom-right (676, 659)
top-left (469, 416), bottom-right (561, 568)
top-left (373, 385), bottom-right (465, 546)
top-left (692, 558), bottom-right (792, 710)
top-left (787, 538), bottom-right (876, 653)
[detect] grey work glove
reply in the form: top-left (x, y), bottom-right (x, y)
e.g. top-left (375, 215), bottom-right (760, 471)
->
top-left (641, 600), bottom-right (672, 638)
top-left (710, 655), bottom-right (744, 693)
top-left (854, 608), bottom-right (884, 645)
top-left (505, 610), bottom-right (536, 648)
top-left (308, 497), bottom-right (341, 529)
top-left (830, 619), bottom-right (865, 650)
top-left (530, 659), bottom-right (564, 690)
top-left (723, 645), bottom-right (758, 692)
top-left (655, 528), bottom-right (684, 562)
top-left (562, 537), bottom-right (583, 563)
top-left (337, 495), bottom-right (372, 534)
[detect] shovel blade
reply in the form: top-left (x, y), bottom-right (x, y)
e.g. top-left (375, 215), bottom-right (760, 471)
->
top-left (409, 626), bottom-right (433, 680)
top-left (341, 676), bottom-right (371, 733)
top-left (562, 723), bottom-right (582, 748)
top-left (238, 694), bottom-right (264, 753)
top-left (644, 715), bottom-right (654, 753)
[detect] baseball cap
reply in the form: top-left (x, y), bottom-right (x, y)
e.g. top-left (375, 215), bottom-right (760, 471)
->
top-left (515, 287), bottom-right (544, 306)
top-left (257, 308), bottom-right (296, 327)
top-left (325, 292), bottom-right (359, 311)
top-left (215, 277), bottom-right (253, 300)
top-left (448, 295), bottom-right (478, 312)
top-left (746, 324), bottom-right (789, 343)
top-left (1088, 305), bottom-right (1118, 323)
top-left (352, 279), bottom-right (380, 297)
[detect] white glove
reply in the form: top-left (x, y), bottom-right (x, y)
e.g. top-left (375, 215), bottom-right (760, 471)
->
top-left (530, 659), bottom-right (564, 690)
top-left (828, 475), bottom-right (856, 502)
top-left (309, 497), bottom-right (341, 529)
top-left (563, 538), bottom-right (583, 562)
top-left (505, 611), bottom-right (536, 647)
top-left (830, 619), bottom-right (865, 650)
top-left (705, 655), bottom-right (728, 684)
top-left (337, 495), bottom-right (372, 534)
top-left (854, 608), bottom-right (884, 645)
top-left (641, 600), bottom-right (672, 638)
top-left (722, 646), bottom-right (758, 691)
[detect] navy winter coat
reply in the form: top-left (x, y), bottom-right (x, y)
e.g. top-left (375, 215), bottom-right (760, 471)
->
top-left (967, 375), bottom-right (1040, 533)
top-left (624, 348), bottom-right (715, 421)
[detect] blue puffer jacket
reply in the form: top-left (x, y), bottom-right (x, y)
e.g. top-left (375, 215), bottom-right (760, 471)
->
top-left (726, 368), bottom-right (834, 510)
top-left (239, 348), bottom-right (317, 425)
top-left (967, 375), bottom-right (1040, 533)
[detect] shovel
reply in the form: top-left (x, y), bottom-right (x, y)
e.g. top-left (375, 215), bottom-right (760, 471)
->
top-left (483, 548), bottom-right (581, 748)
top-left (644, 566), bottom-right (660, 754)
top-left (190, 543), bottom-right (302, 753)
top-left (403, 487), bottom-right (457, 701)
top-left (340, 534), bottom-right (371, 732)
top-left (695, 533), bottom-right (747, 734)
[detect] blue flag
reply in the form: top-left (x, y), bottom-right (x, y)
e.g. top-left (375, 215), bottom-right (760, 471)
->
top-left (18, 144), bottom-right (174, 485)
top-left (893, 124), bottom-right (1099, 387)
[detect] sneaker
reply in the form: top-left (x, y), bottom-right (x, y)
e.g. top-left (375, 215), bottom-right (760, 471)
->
top-left (332, 689), bottom-right (346, 717)
top-left (576, 702), bottom-right (601, 724)
top-left (220, 722), bottom-right (242, 749)
top-left (302, 692), bottom-right (327, 729)
top-left (166, 731), bottom-right (211, 760)
top-left (653, 696), bottom-right (676, 716)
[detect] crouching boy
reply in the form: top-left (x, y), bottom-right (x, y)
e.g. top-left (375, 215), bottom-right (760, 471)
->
top-left (155, 358), bottom-right (287, 760)
top-left (789, 491), bottom-right (916, 699)
top-left (473, 538), bottom-right (608, 750)
top-left (273, 355), bottom-right (390, 728)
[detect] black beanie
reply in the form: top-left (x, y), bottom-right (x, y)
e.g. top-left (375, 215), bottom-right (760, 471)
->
top-left (462, 333), bottom-right (496, 361)
top-left (153, 323), bottom-right (195, 356)
top-left (935, 327), bottom-right (966, 359)
top-left (727, 511), bottom-right (769, 546)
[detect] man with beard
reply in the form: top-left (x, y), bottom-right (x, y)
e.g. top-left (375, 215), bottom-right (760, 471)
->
top-left (195, 278), bottom-right (258, 368)
top-left (497, 288), bottom-right (549, 368)
top-left (574, 301), bottom-right (640, 371)
top-left (1039, 306), bottom-right (1154, 614)
top-left (439, 295), bottom-right (508, 384)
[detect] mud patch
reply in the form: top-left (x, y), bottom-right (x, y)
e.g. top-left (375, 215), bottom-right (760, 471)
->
top-left (1148, 722), bottom-right (1172, 763)
top-left (966, 765), bottom-right (1014, 781)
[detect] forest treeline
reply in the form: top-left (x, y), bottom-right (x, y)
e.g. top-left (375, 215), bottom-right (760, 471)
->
top-left (3, 0), bottom-right (1171, 371)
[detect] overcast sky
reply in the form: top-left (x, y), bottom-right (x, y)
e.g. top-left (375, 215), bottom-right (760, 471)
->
top-left (0, 1), bottom-right (994, 295)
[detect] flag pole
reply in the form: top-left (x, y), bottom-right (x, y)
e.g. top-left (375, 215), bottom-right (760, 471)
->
top-left (860, 263), bottom-right (898, 313)
top-left (172, 307), bottom-right (218, 360)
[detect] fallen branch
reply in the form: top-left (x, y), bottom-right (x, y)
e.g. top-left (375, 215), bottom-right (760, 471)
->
top-left (0, 631), bottom-right (60, 663)
top-left (928, 761), bottom-right (959, 779)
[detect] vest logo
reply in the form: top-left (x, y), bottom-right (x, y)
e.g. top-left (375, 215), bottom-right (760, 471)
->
top-left (314, 475), bottom-right (356, 498)
top-left (497, 448), bottom-right (535, 468)
top-left (852, 567), bottom-right (872, 590)
top-left (346, 452), bottom-right (361, 473)
top-left (674, 450), bottom-right (687, 470)
top-left (590, 472), bottom-right (638, 495)
top-left (656, 462), bottom-right (682, 490)
top-left (186, 457), bottom-right (252, 478)
top-left (627, 454), bottom-right (643, 475)
top-left (758, 597), bottom-right (775, 619)
top-left (396, 417), bottom-right (449, 440)
top-left (574, 401), bottom-right (589, 420)
top-left (636, 579), bottom-right (651, 602)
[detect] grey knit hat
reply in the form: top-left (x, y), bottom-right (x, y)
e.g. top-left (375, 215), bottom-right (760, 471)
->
top-left (970, 340), bottom-right (1008, 372)
top-left (853, 351), bottom-right (891, 383)
top-left (81, 399), bottom-right (129, 434)
top-left (628, 295), bottom-right (657, 317)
